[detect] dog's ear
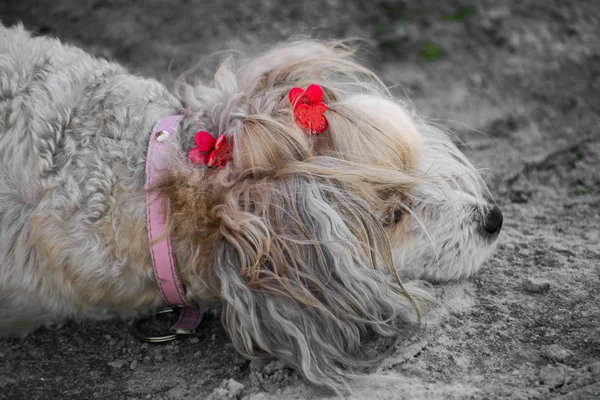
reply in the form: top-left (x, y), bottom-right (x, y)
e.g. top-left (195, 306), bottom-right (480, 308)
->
top-left (210, 173), bottom-right (424, 392)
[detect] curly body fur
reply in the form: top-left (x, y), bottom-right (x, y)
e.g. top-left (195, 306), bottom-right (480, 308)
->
top-left (0, 24), bottom-right (501, 392)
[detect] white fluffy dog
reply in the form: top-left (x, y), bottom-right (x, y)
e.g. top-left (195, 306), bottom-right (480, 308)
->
top-left (0, 24), bottom-right (502, 392)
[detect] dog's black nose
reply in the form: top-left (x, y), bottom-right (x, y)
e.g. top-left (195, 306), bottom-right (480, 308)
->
top-left (482, 205), bottom-right (503, 236)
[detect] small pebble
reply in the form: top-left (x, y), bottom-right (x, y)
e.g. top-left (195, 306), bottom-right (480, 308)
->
top-left (587, 362), bottom-right (600, 375)
top-left (227, 378), bottom-right (244, 397)
top-left (540, 365), bottom-right (565, 388)
top-left (523, 277), bottom-right (551, 294)
top-left (130, 360), bottom-right (138, 370)
top-left (542, 344), bottom-right (571, 363)
top-left (249, 360), bottom-right (267, 373)
top-left (263, 360), bottom-right (285, 375)
top-left (208, 387), bottom-right (228, 400)
top-left (518, 248), bottom-right (531, 257)
top-left (107, 360), bottom-right (127, 369)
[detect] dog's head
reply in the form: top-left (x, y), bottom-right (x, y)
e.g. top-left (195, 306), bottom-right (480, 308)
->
top-left (154, 40), bottom-right (500, 392)
top-left (301, 88), bottom-right (503, 283)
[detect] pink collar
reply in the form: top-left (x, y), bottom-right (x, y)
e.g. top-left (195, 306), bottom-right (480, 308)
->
top-left (145, 115), bottom-right (204, 333)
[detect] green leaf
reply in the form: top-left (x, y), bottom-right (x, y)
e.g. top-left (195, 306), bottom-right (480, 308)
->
top-left (395, 20), bottom-right (408, 29)
top-left (574, 187), bottom-right (592, 196)
top-left (375, 24), bottom-right (387, 36)
top-left (443, 5), bottom-right (475, 21)
top-left (422, 42), bottom-right (443, 60)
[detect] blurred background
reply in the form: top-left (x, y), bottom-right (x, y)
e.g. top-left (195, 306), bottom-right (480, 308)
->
top-left (1, 1), bottom-right (599, 399)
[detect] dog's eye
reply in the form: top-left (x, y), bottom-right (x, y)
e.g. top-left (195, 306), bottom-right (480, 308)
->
top-left (392, 208), bottom-right (404, 224)
top-left (384, 207), bottom-right (405, 225)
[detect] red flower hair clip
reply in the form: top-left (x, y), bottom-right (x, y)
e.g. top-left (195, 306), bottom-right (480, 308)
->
top-left (188, 131), bottom-right (232, 168)
top-left (289, 84), bottom-right (328, 135)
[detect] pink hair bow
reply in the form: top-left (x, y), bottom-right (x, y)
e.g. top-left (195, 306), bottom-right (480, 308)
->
top-left (188, 131), bottom-right (231, 167)
top-left (289, 84), bottom-right (329, 135)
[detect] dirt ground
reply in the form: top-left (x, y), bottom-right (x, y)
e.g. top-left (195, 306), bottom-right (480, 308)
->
top-left (1, 0), bottom-right (599, 399)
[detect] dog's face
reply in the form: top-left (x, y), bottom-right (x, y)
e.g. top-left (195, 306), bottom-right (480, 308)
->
top-left (382, 125), bottom-right (502, 283)
top-left (376, 123), bottom-right (502, 282)
top-left (385, 127), bottom-right (502, 283)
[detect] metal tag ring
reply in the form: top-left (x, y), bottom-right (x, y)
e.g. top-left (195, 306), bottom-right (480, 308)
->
top-left (132, 307), bottom-right (179, 343)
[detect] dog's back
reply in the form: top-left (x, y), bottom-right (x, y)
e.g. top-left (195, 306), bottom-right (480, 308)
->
top-left (0, 24), bottom-right (177, 334)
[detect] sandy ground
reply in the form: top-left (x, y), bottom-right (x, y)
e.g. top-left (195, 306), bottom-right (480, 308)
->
top-left (1, 1), bottom-right (599, 399)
